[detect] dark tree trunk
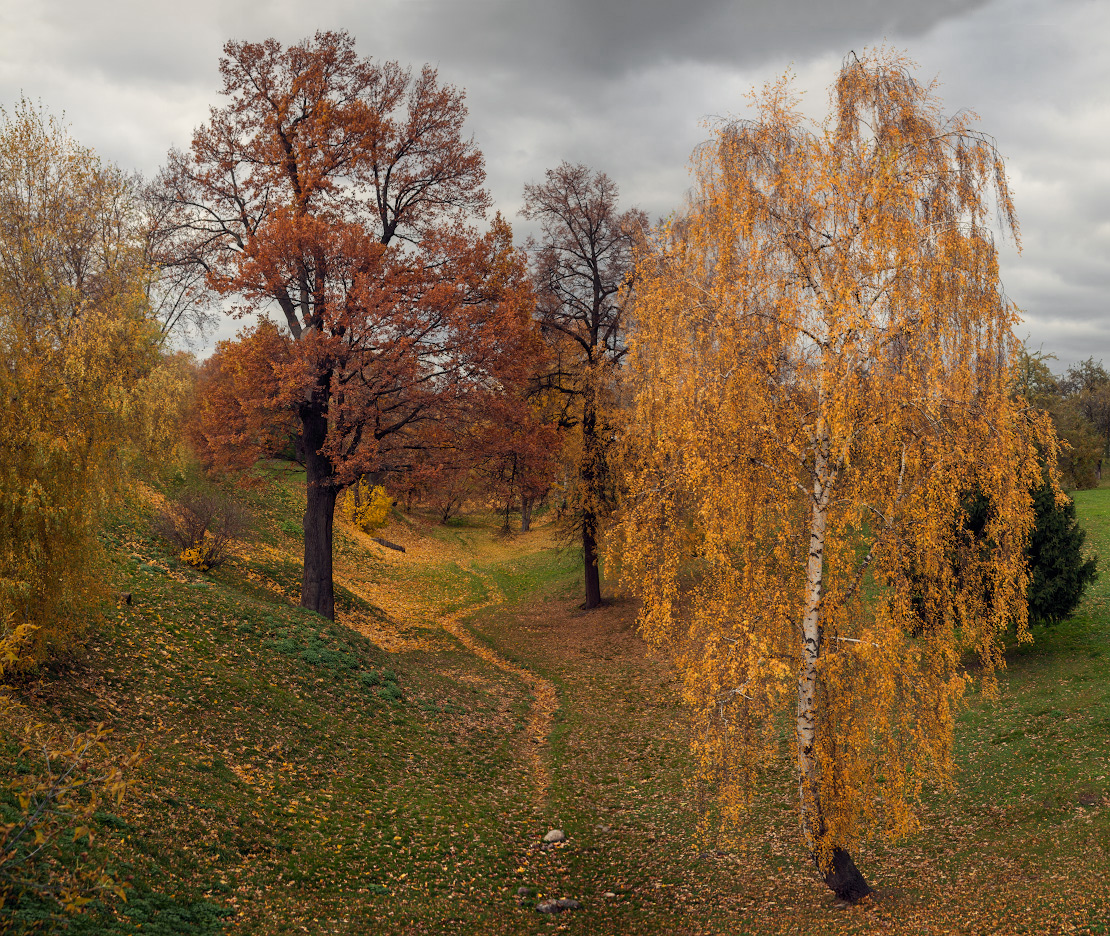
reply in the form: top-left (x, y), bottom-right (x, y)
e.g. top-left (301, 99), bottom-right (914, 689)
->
top-left (520, 494), bottom-right (534, 532)
top-left (582, 512), bottom-right (602, 609)
top-left (580, 385), bottom-right (604, 609)
top-left (818, 847), bottom-right (872, 902)
top-left (300, 400), bottom-right (337, 620)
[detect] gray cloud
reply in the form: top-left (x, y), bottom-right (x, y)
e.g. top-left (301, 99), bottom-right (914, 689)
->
top-left (393, 0), bottom-right (992, 78)
top-left (0, 0), bottom-right (1104, 367)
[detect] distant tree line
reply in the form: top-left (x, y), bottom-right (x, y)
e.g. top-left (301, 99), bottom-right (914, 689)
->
top-left (1018, 350), bottom-right (1110, 489)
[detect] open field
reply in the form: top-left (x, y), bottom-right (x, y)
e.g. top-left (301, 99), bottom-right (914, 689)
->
top-left (2, 465), bottom-right (1109, 934)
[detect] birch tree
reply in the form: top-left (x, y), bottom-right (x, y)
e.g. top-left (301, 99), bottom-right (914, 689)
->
top-left (618, 50), bottom-right (1054, 900)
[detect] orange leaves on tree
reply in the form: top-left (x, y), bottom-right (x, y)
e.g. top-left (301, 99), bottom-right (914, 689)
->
top-left (155, 31), bottom-right (544, 619)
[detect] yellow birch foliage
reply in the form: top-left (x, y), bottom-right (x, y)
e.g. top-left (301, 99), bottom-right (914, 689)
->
top-left (618, 50), bottom-right (1055, 872)
top-left (0, 101), bottom-right (188, 663)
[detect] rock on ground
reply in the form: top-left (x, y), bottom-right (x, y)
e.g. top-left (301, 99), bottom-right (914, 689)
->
top-left (536, 898), bottom-right (581, 914)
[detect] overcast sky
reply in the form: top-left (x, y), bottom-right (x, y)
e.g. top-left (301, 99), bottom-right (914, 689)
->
top-left (1, 0), bottom-right (1106, 368)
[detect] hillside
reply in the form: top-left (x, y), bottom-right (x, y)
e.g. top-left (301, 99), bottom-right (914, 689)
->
top-left (2, 464), bottom-right (1109, 934)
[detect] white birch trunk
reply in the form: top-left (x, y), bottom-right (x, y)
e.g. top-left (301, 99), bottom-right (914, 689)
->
top-left (797, 424), bottom-right (831, 856)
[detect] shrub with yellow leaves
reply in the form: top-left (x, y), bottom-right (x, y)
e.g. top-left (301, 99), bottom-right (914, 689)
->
top-left (0, 100), bottom-right (190, 664)
top-left (0, 619), bottom-right (144, 917)
top-left (339, 479), bottom-right (392, 533)
top-left (154, 488), bottom-right (248, 572)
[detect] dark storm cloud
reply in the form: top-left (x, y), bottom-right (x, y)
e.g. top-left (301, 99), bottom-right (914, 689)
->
top-left (392, 0), bottom-right (992, 78)
top-left (0, 0), bottom-right (1104, 365)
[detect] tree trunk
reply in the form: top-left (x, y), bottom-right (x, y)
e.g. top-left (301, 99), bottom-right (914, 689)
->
top-left (796, 426), bottom-right (870, 901)
top-left (580, 382), bottom-right (604, 609)
top-left (583, 512), bottom-right (602, 609)
top-left (521, 494), bottom-right (534, 532)
top-left (820, 846), bottom-right (872, 902)
top-left (300, 400), bottom-right (337, 620)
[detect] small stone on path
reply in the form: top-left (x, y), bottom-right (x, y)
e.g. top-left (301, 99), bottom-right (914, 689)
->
top-left (543, 829), bottom-right (566, 843)
top-left (602, 892), bottom-right (616, 898)
top-left (517, 886), bottom-right (533, 897)
top-left (536, 898), bottom-right (581, 914)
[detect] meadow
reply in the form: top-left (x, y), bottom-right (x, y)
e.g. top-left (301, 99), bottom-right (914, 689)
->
top-left (2, 464), bottom-right (1108, 934)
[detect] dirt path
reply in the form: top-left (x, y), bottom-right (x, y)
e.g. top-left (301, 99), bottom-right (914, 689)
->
top-left (439, 566), bottom-right (558, 804)
top-left (334, 554), bottom-right (558, 804)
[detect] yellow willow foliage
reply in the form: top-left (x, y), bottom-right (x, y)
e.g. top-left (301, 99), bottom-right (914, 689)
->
top-left (616, 50), bottom-right (1056, 862)
top-left (0, 101), bottom-right (189, 664)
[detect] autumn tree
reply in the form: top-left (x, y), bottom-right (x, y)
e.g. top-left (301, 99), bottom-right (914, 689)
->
top-left (0, 101), bottom-right (187, 663)
top-left (618, 51), bottom-right (1053, 900)
top-left (521, 163), bottom-right (646, 607)
top-left (186, 319), bottom-right (300, 471)
top-left (1059, 358), bottom-right (1110, 480)
top-left (1014, 349), bottom-right (1101, 488)
top-left (155, 32), bottom-right (539, 619)
top-left (466, 392), bottom-right (560, 532)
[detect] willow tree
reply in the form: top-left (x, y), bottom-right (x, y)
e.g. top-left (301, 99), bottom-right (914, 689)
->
top-left (0, 101), bottom-right (185, 664)
top-left (619, 51), bottom-right (1054, 900)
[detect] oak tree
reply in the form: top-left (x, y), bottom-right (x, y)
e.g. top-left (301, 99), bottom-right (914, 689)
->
top-left (156, 31), bottom-right (537, 619)
top-left (467, 392), bottom-right (560, 533)
top-left (619, 51), bottom-right (1053, 899)
top-left (186, 319), bottom-right (300, 472)
top-left (521, 163), bottom-right (646, 607)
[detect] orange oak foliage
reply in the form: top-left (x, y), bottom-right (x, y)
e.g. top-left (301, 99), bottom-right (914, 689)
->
top-left (187, 320), bottom-right (298, 471)
top-left (619, 50), bottom-right (1055, 900)
top-left (467, 393), bottom-right (560, 532)
top-left (154, 31), bottom-right (540, 618)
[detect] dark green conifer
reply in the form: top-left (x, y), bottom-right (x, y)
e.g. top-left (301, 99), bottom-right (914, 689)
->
top-left (1026, 480), bottom-right (1098, 624)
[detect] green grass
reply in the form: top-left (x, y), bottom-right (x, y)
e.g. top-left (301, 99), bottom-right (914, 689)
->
top-left (2, 470), bottom-right (1108, 934)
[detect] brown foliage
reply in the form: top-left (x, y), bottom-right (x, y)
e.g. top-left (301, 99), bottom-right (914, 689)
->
top-left (187, 320), bottom-right (299, 471)
top-left (154, 30), bottom-right (543, 618)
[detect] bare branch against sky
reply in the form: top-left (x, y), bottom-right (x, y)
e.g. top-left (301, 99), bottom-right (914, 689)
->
top-left (0, 0), bottom-right (1105, 363)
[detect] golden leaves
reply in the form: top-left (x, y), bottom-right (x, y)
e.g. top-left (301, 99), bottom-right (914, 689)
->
top-left (0, 102), bottom-right (185, 664)
top-left (617, 47), bottom-right (1049, 867)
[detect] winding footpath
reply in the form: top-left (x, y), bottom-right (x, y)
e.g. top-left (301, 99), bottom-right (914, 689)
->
top-left (438, 566), bottom-right (558, 803)
top-left (334, 554), bottom-right (557, 803)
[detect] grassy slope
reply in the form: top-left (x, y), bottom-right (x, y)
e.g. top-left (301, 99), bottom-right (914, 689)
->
top-left (2, 467), bottom-right (1109, 934)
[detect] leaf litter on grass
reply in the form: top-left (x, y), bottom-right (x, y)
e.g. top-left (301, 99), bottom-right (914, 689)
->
top-left (4, 467), bottom-right (1110, 934)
